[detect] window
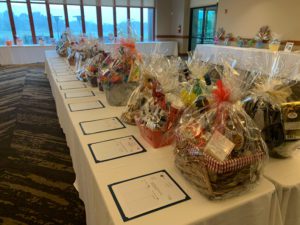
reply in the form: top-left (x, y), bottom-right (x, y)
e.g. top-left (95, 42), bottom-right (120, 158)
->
top-left (143, 8), bottom-right (154, 41)
top-left (50, 4), bottom-right (66, 40)
top-left (31, 3), bottom-right (51, 44)
top-left (129, 8), bottom-right (140, 40)
top-left (67, 5), bottom-right (82, 36)
top-left (84, 6), bottom-right (97, 38)
top-left (116, 7), bottom-right (127, 37)
top-left (0, 2), bottom-right (13, 45)
top-left (101, 6), bottom-right (114, 42)
top-left (11, 2), bottom-right (33, 44)
top-left (0, 1), bottom-right (155, 45)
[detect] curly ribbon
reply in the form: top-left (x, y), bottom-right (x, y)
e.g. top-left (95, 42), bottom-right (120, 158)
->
top-left (213, 80), bottom-right (230, 104)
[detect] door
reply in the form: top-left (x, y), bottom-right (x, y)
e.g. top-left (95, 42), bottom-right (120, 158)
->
top-left (189, 5), bottom-right (218, 51)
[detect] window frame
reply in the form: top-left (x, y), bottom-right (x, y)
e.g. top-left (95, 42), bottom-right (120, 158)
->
top-left (1, 0), bottom-right (156, 45)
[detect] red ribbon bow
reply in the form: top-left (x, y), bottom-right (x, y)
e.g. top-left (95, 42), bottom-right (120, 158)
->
top-left (213, 80), bottom-right (230, 104)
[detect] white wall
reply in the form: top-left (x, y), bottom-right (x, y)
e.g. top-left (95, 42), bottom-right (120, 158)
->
top-left (156, 0), bottom-right (172, 36)
top-left (156, 0), bottom-right (190, 54)
top-left (217, 0), bottom-right (300, 40)
top-left (190, 0), bottom-right (218, 8)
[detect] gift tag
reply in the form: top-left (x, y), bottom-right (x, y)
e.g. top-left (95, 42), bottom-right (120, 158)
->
top-left (204, 131), bottom-right (235, 161)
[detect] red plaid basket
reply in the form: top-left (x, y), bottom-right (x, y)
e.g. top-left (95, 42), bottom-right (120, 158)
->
top-left (175, 137), bottom-right (266, 199)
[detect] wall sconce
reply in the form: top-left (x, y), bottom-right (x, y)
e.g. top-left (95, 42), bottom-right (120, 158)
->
top-left (178, 25), bottom-right (182, 33)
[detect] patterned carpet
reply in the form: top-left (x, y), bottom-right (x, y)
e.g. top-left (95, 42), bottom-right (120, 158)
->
top-left (0, 64), bottom-right (86, 225)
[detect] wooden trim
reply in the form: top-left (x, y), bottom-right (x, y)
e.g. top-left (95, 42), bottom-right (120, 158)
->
top-left (6, 0), bottom-right (17, 44)
top-left (27, 0), bottom-right (37, 44)
top-left (46, 0), bottom-right (54, 38)
top-left (113, 0), bottom-right (117, 37)
top-left (80, 0), bottom-right (86, 34)
top-left (156, 35), bottom-right (189, 39)
top-left (96, 0), bottom-right (103, 37)
top-left (127, 0), bottom-right (130, 36)
top-left (140, 7), bottom-right (143, 41)
top-left (64, 1), bottom-right (69, 28)
top-left (282, 40), bottom-right (300, 45)
top-left (153, 2), bottom-right (156, 41)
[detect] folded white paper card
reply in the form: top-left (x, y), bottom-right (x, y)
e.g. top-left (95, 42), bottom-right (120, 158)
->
top-left (89, 136), bottom-right (146, 162)
top-left (55, 71), bottom-right (73, 76)
top-left (56, 76), bottom-right (78, 82)
top-left (68, 100), bottom-right (104, 112)
top-left (60, 82), bottom-right (86, 90)
top-left (109, 170), bottom-right (190, 221)
top-left (80, 117), bottom-right (125, 135)
top-left (64, 91), bottom-right (94, 99)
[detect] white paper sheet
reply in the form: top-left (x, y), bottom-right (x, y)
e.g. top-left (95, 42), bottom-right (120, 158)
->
top-left (80, 117), bottom-right (125, 134)
top-left (109, 171), bottom-right (189, 221)
top-left (69, 100), bottom-right (104, 112)
top-left (90, 136), bottom-right (145, 162)
top-left (60, 82), bottom-right (86, 90)
top-left (55, 71), bottom-right (73, 76)
top-left (56, 76), bottom-right (78, 82)
top-left (64, 90), bottom-right (94, 99)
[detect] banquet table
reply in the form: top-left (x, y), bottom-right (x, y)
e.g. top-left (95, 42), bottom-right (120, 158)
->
top-left (195, 44), bottom-right (300, 74)
top-left (45, 50), bottom-right (282, 225)
top-left (264, 150), bottom-right (300, 225)
top-left (0, 44), bottom-right (55, 65)
top-left (0, 41), bottom-right (178, 65)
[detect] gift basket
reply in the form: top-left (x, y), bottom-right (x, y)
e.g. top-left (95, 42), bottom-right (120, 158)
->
top-left (121, 55), bottom-right (164, 125)
top-left (243, 53), bottom-right (300, 158)
top-left (101, 38), bottom-right (141, 106)
top-left (56, 29), bottom-right (73, 57)
top-left (79, 52), bottom-right (109, 87)
top-left (254, 26), bottom-right (271, 48)
top-left (175, 62), bottom-right (268, 199)
top-left (135, 58), bottom-right (185, 148)
top-left (98, 54), bottom-right (113, 91)
top-left (67, 41), bottom-right (78, 66)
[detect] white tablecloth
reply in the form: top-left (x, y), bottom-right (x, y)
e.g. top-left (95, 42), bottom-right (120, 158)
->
top-left (264, 150), bottom-right (300, 225)
top-left (0, 45), bottom-right (55, 65)
top-left (103, 41), bottom-right (178, 56)
top-left (195, 44), bottom-right (300, 75)
top-left (0, 41), bottom-right (178, 66)
top-left (45, 50), bottom-right (282, 225)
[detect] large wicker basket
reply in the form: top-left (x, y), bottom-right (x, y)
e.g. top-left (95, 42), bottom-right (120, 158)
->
top-left (175, 138), bottom-right (266, 199)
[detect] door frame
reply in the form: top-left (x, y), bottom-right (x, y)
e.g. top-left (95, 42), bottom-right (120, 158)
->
top-left (188, 4), bottom-right (218, 51)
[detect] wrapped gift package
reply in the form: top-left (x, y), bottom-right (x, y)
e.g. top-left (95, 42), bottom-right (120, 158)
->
top-left (175, 63), bottom-right (268, 199)
top-left (101, 38), bottom-right (141, 106)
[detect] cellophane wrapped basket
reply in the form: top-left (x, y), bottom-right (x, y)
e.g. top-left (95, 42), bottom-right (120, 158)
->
top-left (243, 52), bottom-right (300, 158)
top-left (175, 63), bottom-right (268, 199)
top-left (121, 54), bottom-right (164, 125)
top-left (101, 38), bottom-right (140, 106)
top-left (56, 29), bottom-right (73, 57)
top-left (135, 58), bottom-right (185, 148)
top-left (67, 41), bottom-right (78, 66)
